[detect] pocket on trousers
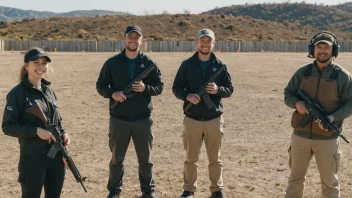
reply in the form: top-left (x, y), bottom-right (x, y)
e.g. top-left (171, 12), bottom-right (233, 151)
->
top-left (334, 150), bottom-right (342, 174)
top-left (182, 117), bottom-right (188, 150)
top-left (288, 146), bottom-right (292, 169)
top-left (182, 131), bottom-right (187, 150)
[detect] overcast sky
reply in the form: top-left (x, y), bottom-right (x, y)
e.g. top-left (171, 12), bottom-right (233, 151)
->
top-left (0, 0), bottom-right (350, 14)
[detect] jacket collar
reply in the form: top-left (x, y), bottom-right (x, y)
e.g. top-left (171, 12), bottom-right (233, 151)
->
top-left (21, 76), bottom-right (51, 89)
top-left (191, 51), bottom-right (217, 63)
top-left (121, 48), bottom-right (143, 60)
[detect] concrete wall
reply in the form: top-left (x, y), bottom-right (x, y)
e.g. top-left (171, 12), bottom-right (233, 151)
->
top-left (3, 40), bottom-right (352, 53)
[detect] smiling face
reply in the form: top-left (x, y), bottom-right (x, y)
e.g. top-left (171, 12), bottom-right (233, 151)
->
top-left (25, 57), bottom-right (48, 81)
top-left (196, 35), bottom-right (215, 55)
top-left (124, 31), bottom-right (142, 52)
top-left (314, 42), bottom-right (333, 63)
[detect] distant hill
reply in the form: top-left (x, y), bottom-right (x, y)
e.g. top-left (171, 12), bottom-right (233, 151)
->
top-left (0, 6), bottom-right (128, 21)
top-left (0, 14), bottom-right (329, 41)
top-left (0, 3), bottom-right (351, 41)
top-left (203, 2), bottom-right (352, 38)
top-left (335, 2), bottom-right (352, 13)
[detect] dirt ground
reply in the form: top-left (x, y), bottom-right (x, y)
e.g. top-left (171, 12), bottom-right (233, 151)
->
top-left (1, 51), bottom-right (352, 198)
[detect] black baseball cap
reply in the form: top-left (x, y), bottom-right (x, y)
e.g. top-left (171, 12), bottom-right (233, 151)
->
top-left (24, 48), bottom-right (51, 63)
top-left (125, 25), bottom-right (143, 36)
top-left (313, 33), bottom-right (335, 46)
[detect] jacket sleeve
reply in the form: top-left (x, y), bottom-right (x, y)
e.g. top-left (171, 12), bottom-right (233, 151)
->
top-left (2, 88), bottom-right (37, 138)
top-left (143, 61), bottom-right (164, 96)
top-left (172, 62), bottom-right (190, 101)
top-left (332, 71), bottom-right (352, 121)
top-left (216, 66), bottom-right (233, 98)
top-left (284, 68), bottom-right (304, 109)
top-left (52, 90), bottom-right (65, 134)
top-left (96, 59), bottom-right (114, 98)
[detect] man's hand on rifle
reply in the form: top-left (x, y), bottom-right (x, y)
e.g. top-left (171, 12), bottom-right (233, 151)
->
top-left (37, 127), bottom-right (56, 143)
top-left (132, 81), bottom-right (146, 92)
top-left (112, 91), bottom-right (127, 103)
top-left (315, 115), bottom-right (335, 131)
top-left (63, 133), bottom-right (70, 146)
top-left (206, 82), bottom-right (218, 94)
top-left (186, 93), bottom-right (201, 105)
top-left (295, 101), bottom-right (309, 115)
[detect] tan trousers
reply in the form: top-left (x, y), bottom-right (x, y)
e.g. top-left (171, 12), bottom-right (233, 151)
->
top-left (285, 133), bottom-right (342, 198)
top-left (182, 116), bottom-right (224, 193)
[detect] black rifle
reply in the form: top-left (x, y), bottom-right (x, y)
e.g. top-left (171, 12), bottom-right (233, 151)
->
top-left (110, 64), bottom-right (156, 109)
top-left (184, 66), bottom-right (225, 112)
top-left (26, 102), bottom-right (88, 192)
top-left (297, 89), bottom-right (349, 143)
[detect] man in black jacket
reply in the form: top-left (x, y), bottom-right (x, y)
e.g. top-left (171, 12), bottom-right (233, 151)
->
top-left (172, 29), bottom-right (233, 198)
top-left (96, 25), bottom-right (163, 198)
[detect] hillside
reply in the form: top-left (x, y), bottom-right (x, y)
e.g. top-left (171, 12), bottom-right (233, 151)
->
top-left (204, 2), bottom-right (352, 38)
top-left (0, 6), bottom-right (127, 21)
top-left (0, 14), bottom-right (326, 41)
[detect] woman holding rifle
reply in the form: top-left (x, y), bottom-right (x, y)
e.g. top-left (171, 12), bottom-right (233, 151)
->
top-left (2, 47), bottom-right (70, 198)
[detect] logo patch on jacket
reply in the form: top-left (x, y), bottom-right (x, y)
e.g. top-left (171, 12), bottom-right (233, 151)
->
top-left (213, 68), bottom-right (217, 72)
top-left (6, 106), bottom-right (12, 111)
top-left (140, 64), bottom-right (145, 68)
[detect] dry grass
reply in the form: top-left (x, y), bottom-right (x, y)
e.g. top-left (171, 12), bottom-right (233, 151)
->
top-left (1, 14), bottom-right (321, 41)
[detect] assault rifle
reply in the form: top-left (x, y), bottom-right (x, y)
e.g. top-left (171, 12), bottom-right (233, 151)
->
top-left (110, 64), bottom-right (156, 109)
top-left (184, 66), bottom-right (225, 112)
top-left (297, 89), bottom-right (349, 143)
top-left (26, 102), bottom-right (88, 192)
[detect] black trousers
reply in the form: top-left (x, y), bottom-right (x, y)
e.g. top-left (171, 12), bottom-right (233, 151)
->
top-left (107, 116), bottom-right (154, 194)
top-left (18, 152), bottom-right (65, 198)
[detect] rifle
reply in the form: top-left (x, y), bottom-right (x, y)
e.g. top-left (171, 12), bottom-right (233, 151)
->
top-left (184, 65), bottom-right (225, 112)
top-left (26, 102), bottom-right (88, 192)
top-left (110, 64), bottom-right (156, 109)
top-left (297, 89), bottom-right (349, 143)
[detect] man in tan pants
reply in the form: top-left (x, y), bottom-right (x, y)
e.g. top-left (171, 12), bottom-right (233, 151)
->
top-left (172, 29), bottom-right (233, 198)
top-left (284, 32), bottom-right (352, 198)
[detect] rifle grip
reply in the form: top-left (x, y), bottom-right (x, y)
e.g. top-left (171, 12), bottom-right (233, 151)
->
top-left (184, 102), bottom-right (193, 112)
top-left (110, 101), bottom-right (119, 109)
top-left (298, 114), bottom-right (313, 128)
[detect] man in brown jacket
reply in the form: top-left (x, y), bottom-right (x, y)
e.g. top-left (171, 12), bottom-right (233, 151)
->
top-left (284, 32), bottom-right (352, 197)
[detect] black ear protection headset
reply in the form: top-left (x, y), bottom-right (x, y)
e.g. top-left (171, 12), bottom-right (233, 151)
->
top-left (307, 31), bottom-right (339, 58)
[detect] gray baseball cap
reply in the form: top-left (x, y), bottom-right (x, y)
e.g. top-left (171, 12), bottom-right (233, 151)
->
top-left (197, 29), bottom-right (215, 40)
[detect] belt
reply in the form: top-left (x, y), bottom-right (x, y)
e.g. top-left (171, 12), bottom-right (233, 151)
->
top-left (110, 113), bottom-right (150, 122)
top-left (185, 114), bottom-right (221, 121)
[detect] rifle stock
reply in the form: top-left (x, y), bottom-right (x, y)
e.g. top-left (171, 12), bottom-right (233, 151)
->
top-left (111, 64), bottom-right (156, 109)
top-left (26, 102), bottom-right (88, 192)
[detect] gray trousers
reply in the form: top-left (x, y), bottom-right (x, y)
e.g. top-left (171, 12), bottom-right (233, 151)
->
top-left (107, 116), bottom-right (154, 194)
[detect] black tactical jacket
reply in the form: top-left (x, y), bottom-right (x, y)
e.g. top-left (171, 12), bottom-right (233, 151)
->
top-left (2, 77), bottom-right (64, 154)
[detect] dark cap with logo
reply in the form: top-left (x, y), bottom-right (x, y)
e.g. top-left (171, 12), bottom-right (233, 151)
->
top-left (125, 25), bottom-right (143, 36)
top-left (313, 33), bottom-right (335, 46)
top-left (24, 48), bottom-right (51, 63)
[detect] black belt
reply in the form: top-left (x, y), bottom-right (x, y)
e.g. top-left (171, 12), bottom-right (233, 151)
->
top-left (185, 114), bottom-right (221, 121)
top-left (110, 113), bottom-right (150, 122)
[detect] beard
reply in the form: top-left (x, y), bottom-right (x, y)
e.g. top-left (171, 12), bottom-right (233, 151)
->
top-left (126, 42), bottom-right (139, 52)
top-left (198, 48), bottom-right (211, 55)
top-left (316, 53), bottom-right (332, 64)
top-left (126, 46), bottom-right (138, 52)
